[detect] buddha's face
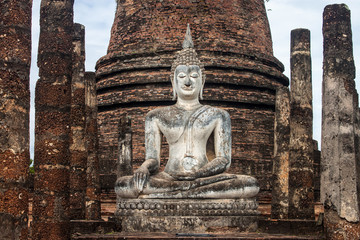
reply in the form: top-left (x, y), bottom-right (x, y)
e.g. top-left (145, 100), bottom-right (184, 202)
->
top-left (174, 65), bottom-right (202, 100)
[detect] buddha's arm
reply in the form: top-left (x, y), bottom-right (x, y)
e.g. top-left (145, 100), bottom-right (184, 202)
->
top-left (196, 111), bottom-right (231, 178)
top-left (144, 115), bottom-right (162, 173)
top-left (133, 114), bottom-right (161, 191)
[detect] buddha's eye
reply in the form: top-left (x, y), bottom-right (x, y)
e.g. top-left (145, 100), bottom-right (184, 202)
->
top-left (190, 72), bottom-right (199, 78)
top-left (178, 72), bottom-right (186, 78)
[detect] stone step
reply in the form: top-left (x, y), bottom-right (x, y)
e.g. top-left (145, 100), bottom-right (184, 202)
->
top-left (71, 232), bottom-right (324, 240)
top-left (70, 220), bottom-right (120, 235)
top-left (258, 218), bottom-right (324, 236)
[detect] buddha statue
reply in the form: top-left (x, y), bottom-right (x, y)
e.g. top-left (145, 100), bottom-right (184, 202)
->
top-left (115, 25), bottom-right (259, 199)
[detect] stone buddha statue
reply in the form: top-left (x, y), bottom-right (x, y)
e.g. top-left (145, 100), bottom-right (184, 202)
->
top-left (115, 25), bottom-right (259, 199)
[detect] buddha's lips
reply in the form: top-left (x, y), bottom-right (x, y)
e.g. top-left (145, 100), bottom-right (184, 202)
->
top-left (181, 86), bottom-right (194, 90)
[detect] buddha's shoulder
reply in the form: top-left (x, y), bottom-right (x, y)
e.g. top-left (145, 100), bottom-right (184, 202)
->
top-left (146, 105), bottom-right (230, 121)
top-left (206, 105), bottom-right (230, 119)
top-left (145, 105), bottom-right (178, 120)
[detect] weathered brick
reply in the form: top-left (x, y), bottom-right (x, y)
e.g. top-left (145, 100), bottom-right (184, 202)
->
top-left (33, 0), bottom-right (74, 238)
top-left (271, 86), bottom-right (290, 219)
top-left (69, 23), bottom-right (87, 220)
top-left (289, 28), bottom-right (314, 219)
top-left (84, 72), bottom-right (101, 219)
top-left (0, 0), bottom-right (31, 239)
top-left (321, 3), bottom-right (360, 232)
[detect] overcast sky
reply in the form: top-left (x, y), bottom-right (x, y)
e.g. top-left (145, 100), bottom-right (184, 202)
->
top-left (29, 0), bottom-right (360, 158)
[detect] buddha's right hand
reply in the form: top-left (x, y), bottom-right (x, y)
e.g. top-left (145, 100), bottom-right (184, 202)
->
top-left (133, 166), bottom-right (150, 192)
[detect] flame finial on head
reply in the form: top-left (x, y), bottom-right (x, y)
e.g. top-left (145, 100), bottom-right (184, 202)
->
top-left (182, 24), bottom-right (194, 49)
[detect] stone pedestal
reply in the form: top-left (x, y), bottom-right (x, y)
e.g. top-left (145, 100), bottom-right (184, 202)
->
top-left (116, 198), bottom-right (259, 233)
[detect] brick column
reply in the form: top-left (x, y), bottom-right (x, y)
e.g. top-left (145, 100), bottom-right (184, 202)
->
top-left (288, 28), bottom-right (314, 219)
top-left (69, 23), bottom-right (87, 220)
top-left (32, 0), bottom-right (74, 238)
top-left (322, 5), bottom-right (360, 238)
top-left (85, 72), bottom-right (101, 220)
top-left (271, 86), bottom-right (290, 219)
top-left (0, 0), bottom-right (32, 239)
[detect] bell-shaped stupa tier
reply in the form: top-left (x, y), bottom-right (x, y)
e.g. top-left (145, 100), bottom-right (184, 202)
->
top-left (96, 0), bottom-right (288, 198)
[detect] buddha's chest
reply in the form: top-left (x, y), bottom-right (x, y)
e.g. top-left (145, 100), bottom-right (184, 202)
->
top-left (157, 111), bottom-right (217, 145)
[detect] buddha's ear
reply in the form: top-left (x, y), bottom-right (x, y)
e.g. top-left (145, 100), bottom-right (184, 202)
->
top-left (199, 84), bottom-right (204, 100)
top-left (199, 73), bottom-right (205, 100)
top-left (171, 76), bottom-right (177, 100)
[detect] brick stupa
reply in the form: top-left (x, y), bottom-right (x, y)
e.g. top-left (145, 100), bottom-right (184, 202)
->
top-left (95, 0), bottom-right (288, 199)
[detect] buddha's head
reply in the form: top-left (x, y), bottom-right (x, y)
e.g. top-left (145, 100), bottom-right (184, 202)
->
top-left (171, 25), bottom-right (205, 101)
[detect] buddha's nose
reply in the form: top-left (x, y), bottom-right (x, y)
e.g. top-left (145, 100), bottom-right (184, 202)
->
top-left (185, 79), bottom-right (191, 87)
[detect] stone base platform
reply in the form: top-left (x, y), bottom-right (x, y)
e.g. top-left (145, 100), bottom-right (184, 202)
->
top-left (115, 198), bottom-right (259, 233)
top-left (72, 232), bottom-right (324, 240)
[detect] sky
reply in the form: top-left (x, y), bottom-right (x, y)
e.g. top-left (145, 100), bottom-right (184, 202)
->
top-left (29, 0), bottom-right (360, 158)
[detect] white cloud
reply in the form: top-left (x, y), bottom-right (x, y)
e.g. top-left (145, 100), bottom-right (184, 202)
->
top-left (74, 0), bottom-right (116, 71)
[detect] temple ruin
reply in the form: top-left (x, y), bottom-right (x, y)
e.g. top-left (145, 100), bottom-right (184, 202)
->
top-left (0, 0), bottom-right (359, 239)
